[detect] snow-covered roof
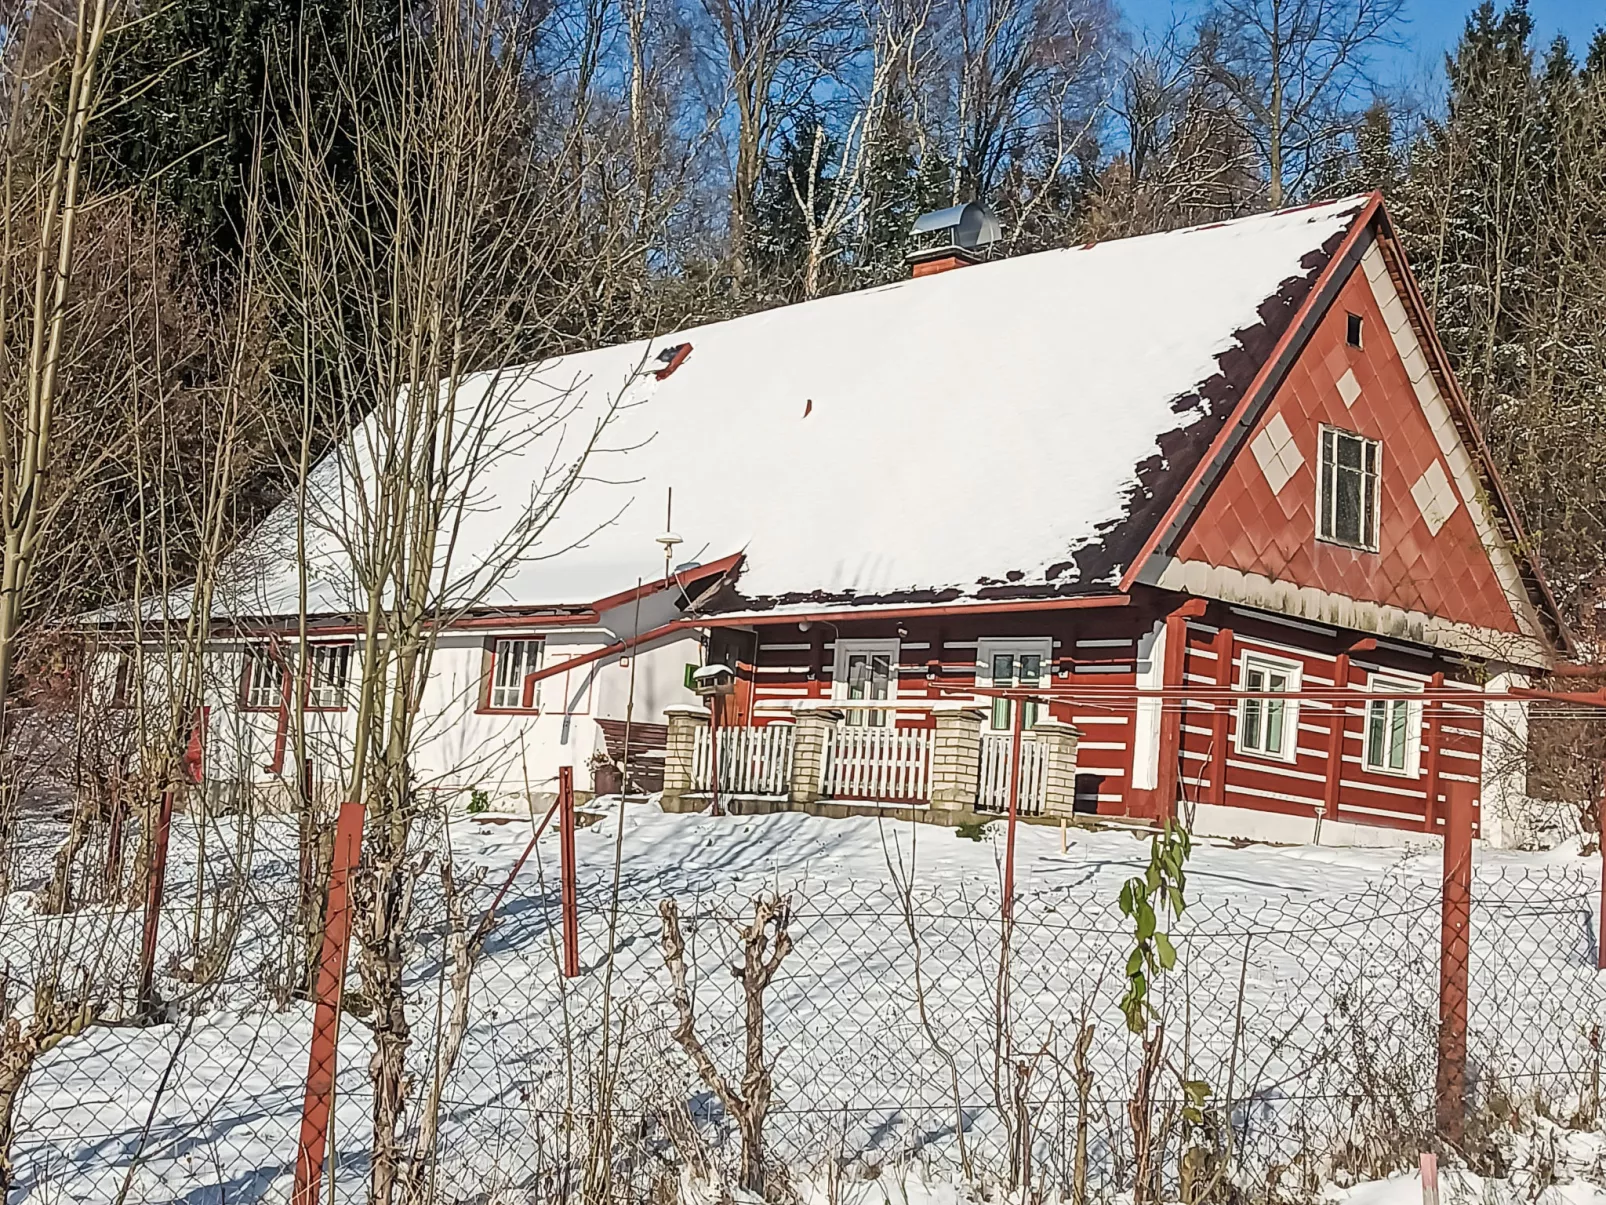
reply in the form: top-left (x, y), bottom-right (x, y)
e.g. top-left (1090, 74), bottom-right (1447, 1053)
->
top-left (229, 197), bottom-right (1369, 619)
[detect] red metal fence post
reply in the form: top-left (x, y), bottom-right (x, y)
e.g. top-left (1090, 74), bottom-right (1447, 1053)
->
top-left (291, 799), bottom-right (366, 1205)
top-left (1598, 774), bottom-right (1606, 972)
top-left (559, 765), bottom-right (580, 979)
top-left (136, 787), bottom-right (176, 1017)
top-left (1436, 770), bottom-right (1472, 1145)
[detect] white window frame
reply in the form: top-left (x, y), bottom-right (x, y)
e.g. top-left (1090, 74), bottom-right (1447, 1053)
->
top-left (977, 637), bottom-right (1053, 732)
top-left (306, 644), bottom-right (354, 710)
top-left (1234, 652), bottom-right (1302, 763)
top-left (242, 648), bottom-right (285, 710)
top-left (1364, 673), bottom-right (1422, 778)
top-left (1317, 425), bottom-right (1382, 551)
top-left (832, 638), bottom-right (899, 727)
top-left (487, 638), bottom-right (544, 711)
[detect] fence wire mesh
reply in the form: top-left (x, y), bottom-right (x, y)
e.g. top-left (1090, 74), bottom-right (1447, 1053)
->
top-left (3, 807), bottom-right (1605, 1204)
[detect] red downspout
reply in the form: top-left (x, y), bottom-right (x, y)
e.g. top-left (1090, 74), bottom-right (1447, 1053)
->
top-left (1323, 653), bottom-right (1351, 819)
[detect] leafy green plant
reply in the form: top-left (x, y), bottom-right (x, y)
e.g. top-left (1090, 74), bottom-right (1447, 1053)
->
top-left (954, 820), bottom-right (992, 842)
top-left (1116, 819), bottom-right (1192, 1033)
top-left (466, 788), bottom-right (490, 815)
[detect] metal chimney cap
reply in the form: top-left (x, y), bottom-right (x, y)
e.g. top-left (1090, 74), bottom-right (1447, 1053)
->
top-left (911, 201), bottom-right (1001, 251)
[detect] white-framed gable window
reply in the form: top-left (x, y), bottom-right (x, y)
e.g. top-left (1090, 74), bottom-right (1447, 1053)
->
top-left (833, 638), bottom-right (898, 727)
top-left (307, 644), bottom-right (353, 709)
top-left (1236, 652), bottom-right (1301, 761)
top-left (242, 648), bottom-right (285, 710)
top-left (1318, 426), bottom-right (1381, 550)
top-left (977, 637), bottom-right (1052, 731)
top-left (487, 638), bottom-right (543, 711)
top-left (1364, 674), bottom-right (1422, 777)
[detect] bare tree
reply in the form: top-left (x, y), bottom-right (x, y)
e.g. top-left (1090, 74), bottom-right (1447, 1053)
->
top-left (945, 0), bottom-right (1115, 203)
top-left (689, 0), bottom-right (858, 286)
top-left (1200, 0), bottom-right (1404, 206)
top-left (269, 5), bottom-right (630, 1198)
top-left (659, 893), bottom-right (794, 1196)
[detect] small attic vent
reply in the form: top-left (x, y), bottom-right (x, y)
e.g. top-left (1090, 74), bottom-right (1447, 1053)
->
top-left (907, 202), bottom-right (1002, 276)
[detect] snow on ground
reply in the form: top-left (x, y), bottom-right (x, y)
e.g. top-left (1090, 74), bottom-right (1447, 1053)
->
top-left (5, 803), bottom-right (1606, 1203)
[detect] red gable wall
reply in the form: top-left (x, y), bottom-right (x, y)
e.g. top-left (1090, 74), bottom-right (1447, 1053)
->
top-left (1170, 260), bottom-right (1522, 635)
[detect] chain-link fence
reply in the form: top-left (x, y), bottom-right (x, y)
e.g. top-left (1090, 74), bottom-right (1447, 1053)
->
top-left (4, 810), bottom-right (1606, 1203)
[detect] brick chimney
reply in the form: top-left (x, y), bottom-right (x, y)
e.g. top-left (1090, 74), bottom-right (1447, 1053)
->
top-left (909, 248), bottom-right (982, 277)
top-left (906, 202), bottom-right (1000, 278)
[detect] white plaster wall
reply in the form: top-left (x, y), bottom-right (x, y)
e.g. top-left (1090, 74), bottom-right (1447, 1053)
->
top-left (186, 625), bottom-right (704, 807)
top-left (1130, 620), bottom-right (1164, 791)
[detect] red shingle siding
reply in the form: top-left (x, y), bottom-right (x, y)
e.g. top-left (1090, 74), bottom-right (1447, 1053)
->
top-left (1173, 266), bottom-right (1522, 636)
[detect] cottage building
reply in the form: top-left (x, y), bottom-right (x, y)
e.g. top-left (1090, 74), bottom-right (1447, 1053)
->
top-left (191, 193), bottom-right (1565, 845)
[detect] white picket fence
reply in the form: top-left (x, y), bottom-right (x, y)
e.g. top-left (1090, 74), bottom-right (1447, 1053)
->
top-left (692, 723), bottom-right (795, 796)
top-left (976, 733), bottom-right (1049, 816)
top-left (822, 725), bottom-right (932, 802)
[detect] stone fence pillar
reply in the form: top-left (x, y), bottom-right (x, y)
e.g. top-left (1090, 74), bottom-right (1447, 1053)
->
top-left (789, 707), bottom-right (841, 805)
top-left (662, 705), bottom-right (710, 812)
top-left (1032, 718), bottom-right (1082, 819)
top-left (930, 705), bottom-right (986, 809)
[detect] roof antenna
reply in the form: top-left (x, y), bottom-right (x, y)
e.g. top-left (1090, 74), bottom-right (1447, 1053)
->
top-left (656, 486), bottom-right (682, 584)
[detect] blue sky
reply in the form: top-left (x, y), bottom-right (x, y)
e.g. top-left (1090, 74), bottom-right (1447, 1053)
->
top-left (1119, 0), bottom-right (1603, 97)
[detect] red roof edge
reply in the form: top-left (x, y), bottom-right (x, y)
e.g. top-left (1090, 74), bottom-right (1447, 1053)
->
top-left (587, 551), bottom-right (745, 615)
top-left (1118, 192), bottom-right (1384, 593)
top-left (1117, 191), bottom-right (1570, 660)
top-left (707, 593), bottom-right (1131, 626)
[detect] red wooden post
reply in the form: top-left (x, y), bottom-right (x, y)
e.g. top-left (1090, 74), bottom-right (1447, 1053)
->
top-left (1001, 695), bottom-right (1026, 924)
top-left (558, 765), bottom-right (580, 979)
top-left (1420, 1152), bottom-right (1440, 1205)
top-left (291, 798), bottom-right (366, 1205)
top-left (1422, 671), bottom-right (1445, 833)
top-left (1598, 774), bottom-right (1606, 972)
top-left (1436, 778), bottom-right (1473, 1144)
top-left (136, 787), bottom-right (176, 1016)
top-left (1209, 626), bottom-right (1234, 806)
top-left (1154, 599), bottom-right (1207, 820)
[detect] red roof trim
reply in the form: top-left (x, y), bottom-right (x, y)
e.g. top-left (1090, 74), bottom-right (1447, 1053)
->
top-left (1118, 193), bottom-right (1384, 592)
top-left (586, 551), bottom-right (745, 614)
top-left (709, 594), bottom-right (1131, 626)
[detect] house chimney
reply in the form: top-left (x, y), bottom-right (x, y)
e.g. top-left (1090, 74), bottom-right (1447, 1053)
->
top-left (907, 201), bottom-right (1001, 277)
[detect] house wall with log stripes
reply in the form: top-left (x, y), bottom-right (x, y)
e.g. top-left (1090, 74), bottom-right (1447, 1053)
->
top-left (726, 592), bottom-right (1486, 835)
top-left (1173, 607), bottom-right (1484, 837)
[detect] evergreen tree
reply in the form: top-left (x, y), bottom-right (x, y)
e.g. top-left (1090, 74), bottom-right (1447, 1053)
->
top-left (1395, 1), bottom-right (1606, 606)
top-left (88, 0), bottom-right (385, 265)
